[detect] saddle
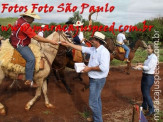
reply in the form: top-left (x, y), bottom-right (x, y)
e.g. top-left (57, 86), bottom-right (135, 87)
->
top-left (117, 46), bottom-right (125, 54)
top-left (72, 41), bottom-right (92, 62)
top-left (0, 39), bottom-right (43, 74)
top-left (72, 49), bottom-right (83, 62)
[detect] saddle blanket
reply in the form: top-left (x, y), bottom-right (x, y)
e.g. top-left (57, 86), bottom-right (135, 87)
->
top-left (0, 39), bottom-right (41, 74)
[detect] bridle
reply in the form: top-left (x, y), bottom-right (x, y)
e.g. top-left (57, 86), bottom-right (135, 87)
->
top-left (40, 31), bottom-right (70, 71)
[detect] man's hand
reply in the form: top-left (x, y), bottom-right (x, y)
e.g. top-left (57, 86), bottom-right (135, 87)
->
top-left (50, 40), bottom-right (58, 45)
top-left (81, 66), bottom-right (91, 73)
top-left (81, 38), bottom-right (86, 43)
top-left (61, 40), bottom-right (71, 46)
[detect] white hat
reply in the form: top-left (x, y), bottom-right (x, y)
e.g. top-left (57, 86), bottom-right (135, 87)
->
top-left (41, 25), bottom-right (45, 28)
top-left (20, 9), bottom-right (40, 19)
top-left (73, 21), bottom-right (84, 26)
top-left (93, 31), bottom-right (107, 44)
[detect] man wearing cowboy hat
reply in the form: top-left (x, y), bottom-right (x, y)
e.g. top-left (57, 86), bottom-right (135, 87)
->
top-left (65, 20), bottom-right (74, 39)
top-left (10, 9), bottom-right (58, 88)
top-left (73, 21), bottom-right (86, 45)
top-left (62, 31), bottom-right (110, 122)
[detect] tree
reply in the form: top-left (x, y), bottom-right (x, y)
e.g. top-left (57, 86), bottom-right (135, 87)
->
top-left (68, 11), bottom-right (83, 23)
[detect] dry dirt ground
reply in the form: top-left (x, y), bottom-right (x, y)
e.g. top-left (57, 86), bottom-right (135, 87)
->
top-left (0, 64), bottom-right (162, 122)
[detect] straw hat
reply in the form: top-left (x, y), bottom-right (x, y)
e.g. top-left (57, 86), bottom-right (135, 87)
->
top-left (20, 9), bottom-right (40, 19)
top-left (93, 31), bottom-right (107, 44)
top-left (73, 21), bottom-right (84, 26)
top-left (41, 25), bottom-right (45, 28)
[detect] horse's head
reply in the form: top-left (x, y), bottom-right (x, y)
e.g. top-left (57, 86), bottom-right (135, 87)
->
top-left (46, 31), bottom-right (72, 48)
top-left (104, 38), bottom-right (115, 53)
top-left (135, 39), bottom-right (147, 49)
top-left (50, 31), bottom-right (72, 44)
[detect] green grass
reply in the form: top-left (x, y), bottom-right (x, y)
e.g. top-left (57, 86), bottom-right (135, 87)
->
top-left (78, 107), bottom-right (91, 119)
top-left (42, 110), bottom-right (53, 115)
top-left (111, 48), bottom-right (163, 66)
top-left (0, 17), bottom-right (18, 26)
top-left (79, 111), bottom-right (91, 119)
top-left (147, 111), bottom-right (163, 122)
top-left (159, 49), bottom-right (163, 62)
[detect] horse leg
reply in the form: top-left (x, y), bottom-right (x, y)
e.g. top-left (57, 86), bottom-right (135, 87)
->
top-left (61, 78), bottom-right (72, 94)
top-left (42, 80), bottom-right (55, 108)
top-left (25, 80), bottom-right (42, 111)
top-left (0, 67), bottom-right (6, 115)
top-left (54, 69), bottom-right (72, 94)
top-left (78, 73), bottom-right (83, 81)
top-left (126, 62), bottom-right (131, 75)
top-left (77, 74), bottom-right (89, 92)
top-left (73, 73), bottom-right (83, 81)
top-left (57, 70), bottom-right (72, 94)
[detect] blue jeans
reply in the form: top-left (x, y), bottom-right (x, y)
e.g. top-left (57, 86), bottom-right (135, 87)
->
top-left (89, 77), bottom-right (106, 122)
top-left (141, 74), bottom-right (154, 113)
top-left (122, 44), bottom-right (130, 58)
top-left (16, 45), bottom-right (35, 81)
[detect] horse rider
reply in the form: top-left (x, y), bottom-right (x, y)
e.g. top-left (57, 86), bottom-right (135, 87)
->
top-left (65, 20), bottom-right (74, 39)
top-left (37, 24), bottom-right (45, 37)
top-left (73, 21), bottom-right (86, 45)
top-left (116, 28), bottom-right (130, 62)
top-left (9, 9), bottom-right (58, 88)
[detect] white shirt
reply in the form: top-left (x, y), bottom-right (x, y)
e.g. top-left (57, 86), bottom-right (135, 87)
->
top-left (143, 53), bottom-right (158, 74)
top-left (82, 45), bottom-right (110, 79)
top-left (78, 31), bottom-right (85, 44)
top-left (38, 31), bottom-right (44, 37)
top-left (117, 33), bottom-right (126, 44)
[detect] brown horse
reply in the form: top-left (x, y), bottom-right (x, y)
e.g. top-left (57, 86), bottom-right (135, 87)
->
top-left (105, 38), bottom-right (147, 74)
top-left (50, 38), bottom-right (147, 94)
top-left (51, 41), bottom-right (91, 94)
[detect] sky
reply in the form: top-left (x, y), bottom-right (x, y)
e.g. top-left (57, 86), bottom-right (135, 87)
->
top-left (0, 0), bottom-right (163, 27)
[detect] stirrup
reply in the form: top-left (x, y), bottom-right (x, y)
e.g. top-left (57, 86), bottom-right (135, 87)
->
top-left (124, 58), bottom-right (130, 63)
top-left (25, 80), bottom-right (38, 88)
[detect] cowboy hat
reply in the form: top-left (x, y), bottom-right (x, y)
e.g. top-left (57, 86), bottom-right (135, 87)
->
top-left (41, 25), bottom-right (45, 28)
top-left (73, 21), bottom-right (84, 26)
top-left (20, 9), bottom-right (40, 19)
top-left (93, 31), bottom-right (107, 44)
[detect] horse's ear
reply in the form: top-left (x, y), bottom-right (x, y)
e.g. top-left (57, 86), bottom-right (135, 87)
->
top-left (142, 40), bottom-right (147, 48)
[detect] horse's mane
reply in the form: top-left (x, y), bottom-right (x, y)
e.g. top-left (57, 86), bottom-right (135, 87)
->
top-left (105, 38), bottom-right (115, 53)
top-left (129, 40), bottom-right (136, 50)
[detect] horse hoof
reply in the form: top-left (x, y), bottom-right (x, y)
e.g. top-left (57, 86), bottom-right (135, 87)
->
top-left (127, 72), bottom-right (130, 75)
top-left (45, 103), bottom-right (55, 109)
top-left (25, 104), bottom-right (30, 111)
top-left (0, 108), bottom-right (6, 116)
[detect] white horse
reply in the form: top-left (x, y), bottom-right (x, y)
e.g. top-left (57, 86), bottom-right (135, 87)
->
top-left (0, 31), bottom-right (69, 115)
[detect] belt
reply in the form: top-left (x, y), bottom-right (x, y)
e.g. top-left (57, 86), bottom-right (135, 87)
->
top-left (89, 77), bottom-right (95, 80)
top-left (143, 73), bottom-right (154, 76)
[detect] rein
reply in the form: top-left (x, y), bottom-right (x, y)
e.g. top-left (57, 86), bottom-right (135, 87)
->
top-left (41, 32), bottom-right (71, 71)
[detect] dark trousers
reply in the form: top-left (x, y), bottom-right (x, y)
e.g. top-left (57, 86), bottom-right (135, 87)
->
top-left (141, 73), bottom-right (154, 113)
